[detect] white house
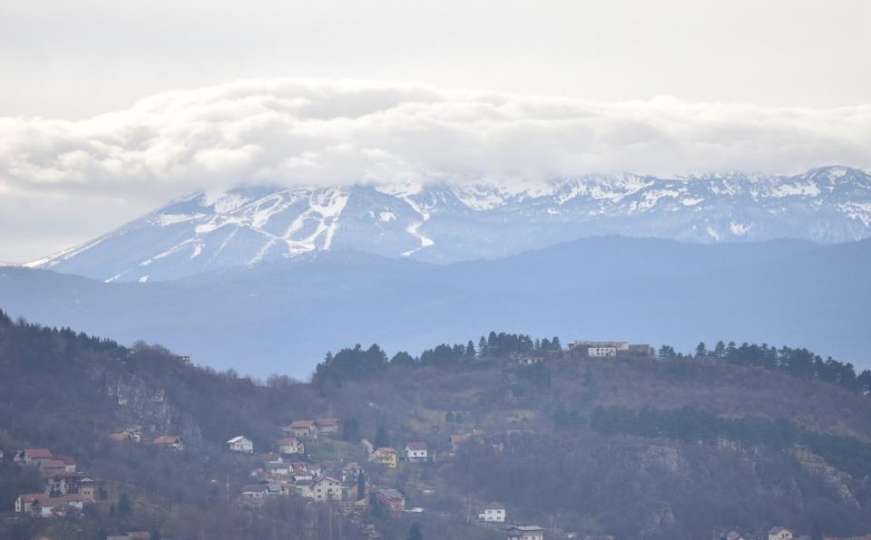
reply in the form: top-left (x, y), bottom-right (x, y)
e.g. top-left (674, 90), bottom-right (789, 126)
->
top-left (405, 441), bottom-right (428, 462)
top-left (227, 435), bottom-right (254, 454)
top-left (311, 476), bottom-right (343, 502)
top-left (506, 525), bottom-right (544, 540)
top-left (478, 504), bottom-right (506, 522)
top-left (768, 527), bottom-right (793, 540)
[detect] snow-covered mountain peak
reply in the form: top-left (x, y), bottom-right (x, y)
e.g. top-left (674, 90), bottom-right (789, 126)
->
top-left (32, 166), bottom-right (871, 282)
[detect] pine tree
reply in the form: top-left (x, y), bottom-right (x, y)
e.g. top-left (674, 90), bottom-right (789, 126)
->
top-left (407, 523), bottom-right (423, 540)
top-left (356, 470), bottom-right (366, 501)
top-left (375, 424), bottom-right (389, 448)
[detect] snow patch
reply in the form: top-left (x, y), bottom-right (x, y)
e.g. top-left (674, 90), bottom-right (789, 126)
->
top-left (378, 211), bottom-right (396, 223)
top-left (840, 202), bottom-right (871, 227)
top-left (729, 222), bottom-right (752, 236)
top-left (769, 182), bottom-right (821, 198)
top-left (152, 213), bottom-right (206, 226)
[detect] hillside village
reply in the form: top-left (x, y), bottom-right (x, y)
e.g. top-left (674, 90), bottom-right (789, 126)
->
top-left (3, 312), bottom-right (871, 540)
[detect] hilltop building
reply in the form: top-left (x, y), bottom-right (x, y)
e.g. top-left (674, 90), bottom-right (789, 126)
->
top-left (227, 435), bottom-right (254, 454)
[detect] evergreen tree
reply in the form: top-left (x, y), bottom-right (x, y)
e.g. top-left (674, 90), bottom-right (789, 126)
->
top-left (375, 424), bottom-right (390, 448)
top-left (118, 493), bottom-right (132, 517)
top-left (356, 470), bottom-right (367, 501)
top-left (695, 342), bottom-right (707, 359)
top-left (407, 523), bottom-right (423, 540)
top-left (713, 340), bottom-right (726, 358)
top-left (465, 340), bottom-right (476, 360)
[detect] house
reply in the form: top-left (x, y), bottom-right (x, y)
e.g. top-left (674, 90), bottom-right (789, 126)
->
top-left (240, 484), bottom-right (270, 506)
top-left (106, 533), bottom-right (151, 540)
top-left (315, 417), bottom-right (340, 435)
top-left (569, 341), bottom-right (628, 357)
top-left (478, 504), bottom-right (506, 522)
top-left (311, 476), bottom-right (343, 502)
top-left (15, 448), bottom-right (54, 465)
top-left (289, 462), bottom-right (321, 482)
top-left (110, 427), bottom-right (143, 443)
top-left (56, 455), bottom-right (77, 473)
top-left (47, 472), bottom-right (84, 496)
top-left (39, 459), bottom-right (70, 477)
top-left (371, 447), bottom-right (398, 469)
top-left (569, 341), bottom-right (653, 358)
top-left (769, 528), bottom-right (794, 540)
top-left (583, 536), bottom-right (616, 540)
top-left (227, 435), bottom-right (254, 454)
top-left (506, 525), bottom-right (545, 540)
top-left (373, 488), bottom-right (405, 513)
top-left (79, 478), bottom-right (98, 501)
top-left (276, 437), bottom-right (305, 455)
top-left (284, 420), bottom-right (318, 438)
top-left (405, 442), bottom-right (428, 463)
top-left (152, 435), bottom-right (184, 450)
top-left (15, 493), bottom-right (88, 517)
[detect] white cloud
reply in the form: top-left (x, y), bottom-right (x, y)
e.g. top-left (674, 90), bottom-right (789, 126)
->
top-left (3, 79), bottom-right (870, 194)
top-left (1, 78), bottom-right (870, 261)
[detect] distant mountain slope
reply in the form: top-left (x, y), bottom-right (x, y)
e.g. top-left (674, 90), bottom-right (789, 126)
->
top-left (30, 165), bottom-right (871, 282)
top-left (4, 237), bottom-right (871, 378)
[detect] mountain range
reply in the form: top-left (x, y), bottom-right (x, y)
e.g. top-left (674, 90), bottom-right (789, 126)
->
top-left (4, 236), bottom-right (871, 378)
top-left (30, 165), bottom-right (871, 282)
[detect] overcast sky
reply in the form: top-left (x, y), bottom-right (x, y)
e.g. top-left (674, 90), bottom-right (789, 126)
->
top-left (1, 0), bottom-right (870, 262)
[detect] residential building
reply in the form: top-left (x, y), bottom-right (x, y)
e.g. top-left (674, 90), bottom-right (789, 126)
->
top-left (15, 493), bottom-right (88, 517)
top-left (15, 448), bottom-right (54, 465)
top-left (569, 340), bottom-right (653, 358)
top-left (39, 459), bottom-right (69, 477)
top-left (405, 442), bottom-right (428, 463)
top-left (311, 476), bottom-right (343, 502)
top-left (506, 525), bottom-right (545, 540)
top-left (106, 533), bottom-right (151, 540)
top-left (315, 417), bottom-right (340, 435)
top-left (227, 435), bottom-right (254, 454)
top-left (371, 447), bottom-right (398, 468)
top-left (152, 435), bottom-right (184, 450)
top-left (276, 437), bottom-right (305, 455)
top-left (240, 484), bottom-right (269, 506)
top-left (374, 488), bottom-right (405, 513)
top-left (769, 528), bottom-right (794, 540)
top-left (284, 420), bottom-right (318, 438)
top-left (56, 455), bottom-right (77, 473)
top-left (478, 504), bottom-right (506, 522)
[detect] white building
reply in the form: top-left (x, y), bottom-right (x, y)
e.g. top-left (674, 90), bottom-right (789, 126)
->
top-left (478, 504), bottom-right (506, 522)
top-left (506, 525), bottom-right (544, 540)
top-left (227, 435), bottom-right (254, 454)
top-left (768, 528), bottom-right (793, 540)
top-left (405, 441), bottom-right (429, 463)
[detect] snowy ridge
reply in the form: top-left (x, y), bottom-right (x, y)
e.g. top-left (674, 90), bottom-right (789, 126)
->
top-left (32, 166), bottom-right (871, 282)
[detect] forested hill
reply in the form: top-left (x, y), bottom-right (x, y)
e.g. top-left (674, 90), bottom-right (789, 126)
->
top-left (2, 312), bottom-right (871, 540)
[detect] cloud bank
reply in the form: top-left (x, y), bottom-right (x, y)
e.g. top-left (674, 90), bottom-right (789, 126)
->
top-left (1, 78), bottom-right (871, 261)
top-left (3, 79), bottom-right (871, 193)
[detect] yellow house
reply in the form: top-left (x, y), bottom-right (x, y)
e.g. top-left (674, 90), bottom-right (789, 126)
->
top-left (371, 447), bottom-right (398, 469)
